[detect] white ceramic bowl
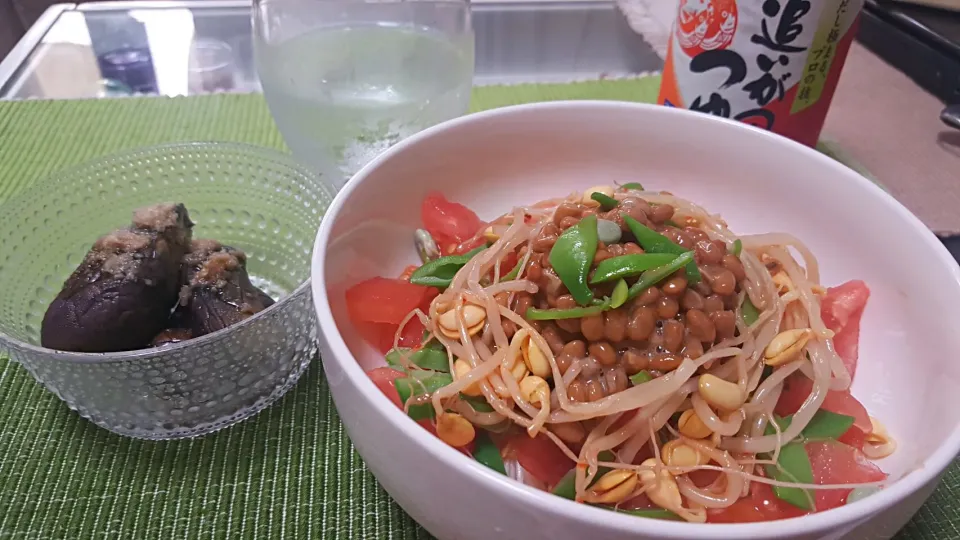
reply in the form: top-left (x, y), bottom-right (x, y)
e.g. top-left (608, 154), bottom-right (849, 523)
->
top-left (311, 101), bottom-right (960, 540)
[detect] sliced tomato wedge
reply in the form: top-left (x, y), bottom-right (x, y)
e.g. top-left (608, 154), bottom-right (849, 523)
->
top-left (708, 481), bottom-right (808, 523)
top-left (807, 441), bottom-right (886, 512)
top-left (687, 469), bottom-right (722, 488)
top-left (346, 277), bottom-right (434, 325)
top-left (422, 192), bottom-right (484, 253)
top-left (498, 250), bottom-right (520, 277)
top-left (610, 409), bottom-right (639, 432)
top-left (837, 424), bottom-right (867, 450)
top-left (775, 375), bottom-right (872, 435)
top-left (368, 367), bottom-right (406, 408)
top-left (352, 321), bottom-right (397, 354)
top-left (820, 280), bottom-right (870, 378)
top-left (397, 316), bottom-right (427, 348)
top-left (347, 278), bottom-right (437, 352)
top-left (453, 236), bottom-right (487, 256)
top-left (511, 433), bottom-right (574, 488)
top-left (776, 279), bottom-right (873, 436)
top-left (398, 265), bottom-right (418, 281)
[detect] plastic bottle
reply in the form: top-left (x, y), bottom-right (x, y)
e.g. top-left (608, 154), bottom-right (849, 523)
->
top-left (658, 0), bottom-right (864, 147)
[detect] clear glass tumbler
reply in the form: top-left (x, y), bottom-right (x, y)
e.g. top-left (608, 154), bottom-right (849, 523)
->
top-left (188, 38), bottom-right (238, 94)
top-left (253, 0), bottom-right (475, 190)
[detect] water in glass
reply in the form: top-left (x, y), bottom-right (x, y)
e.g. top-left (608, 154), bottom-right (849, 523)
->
top-left (254, 0), bottom-right (474, 189)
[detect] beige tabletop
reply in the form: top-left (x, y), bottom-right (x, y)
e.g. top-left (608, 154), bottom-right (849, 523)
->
top-left (618, 0), bottom-right (960, 234)
top-left (824, 43), bottom-right (960, 235)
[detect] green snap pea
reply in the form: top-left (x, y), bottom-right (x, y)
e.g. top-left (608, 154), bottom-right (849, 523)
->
top-left (623, 215), bottom-right (677, 253)
top-left (759, 365), bottom-right (774, 383)
top-left (552, 450), bottom-right (616, 499)
top-left (623, 216), bottom-right (701, 284)
top-left (801, 410), bottom-right (855, 440)
top-left (760, 413), bottom-right (852, 510)
top-left (731, 238), bottom-right (743, 257)
top-left (619, 182), bottom-right (645, 191)
top-left (590, 253), bottom-right (679, 284)
top-left (590, 192), bottom-right (619, 210)
top-left (385, 347), bottom-right (450, 372)
top-left (768, 411), bottom-right (855, 442)
top-left (549, 214), bottom-right (599, 306)
top-left (394, 372), bottom-right (452, 420)
top-left (460, 394), bottom-right (495, 413)
top-left (626, 252), bottom-right (694, 301)
top-left (609, 279), bottom-right (629, 309)
top-left (473, 432), bottom-right (506, 475)
top-left (741, 296), bottom-right (760, 326)
top-left (526, 303), bottom-right (606, 321)
top-left (763, 442), bottom-right (814, 510)
top-left (629, 370), bottom-right (653, 385)
top-left (409, 247), bottom-right (485, 289)
top-left (551, 470), bottom-right (579, 500)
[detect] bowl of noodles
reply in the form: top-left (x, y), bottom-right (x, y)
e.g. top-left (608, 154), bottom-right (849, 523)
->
top-left (311, 101), bottom-right (960, 539)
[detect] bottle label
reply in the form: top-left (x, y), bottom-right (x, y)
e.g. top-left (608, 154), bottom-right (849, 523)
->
top-left (658, 0), bottom-right (864, 147)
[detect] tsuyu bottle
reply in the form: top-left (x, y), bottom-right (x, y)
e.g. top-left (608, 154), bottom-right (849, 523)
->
top-left (657, 0), bottom-right (864, 147)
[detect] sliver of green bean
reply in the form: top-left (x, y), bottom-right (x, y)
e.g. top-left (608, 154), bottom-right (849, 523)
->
top-left (590, 253), bottom-right (679, 284)
top-left (590, 192), bottom-right (619, 210)
top-left (526, 303), bottom-right (607, 321)
top-left (626, 252), bottom-right (694, 300)
top-left (549, 214), bottom-right (599, 306)
top-left (623, 216), bottom-right (701, 284)
top-left (527, 254), bottom-right (692, 320)
top-left (409, 246), bottom-right (486, 289)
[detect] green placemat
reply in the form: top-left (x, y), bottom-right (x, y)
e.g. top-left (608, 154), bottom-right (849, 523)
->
top-left (0, 77), bottom-right (953, 540)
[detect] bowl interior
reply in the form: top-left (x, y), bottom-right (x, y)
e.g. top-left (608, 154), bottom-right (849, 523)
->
top-left (0, 142), bottom-right (334, 347)
top-left (318, 103), bottom-right (960, 503)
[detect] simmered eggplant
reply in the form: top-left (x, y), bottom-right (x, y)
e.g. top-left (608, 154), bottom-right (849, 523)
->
top-left (40, 203), bottom-right (194, 352)
top-left (151, 327), bottom-right (193, 348)
top-left (150, 308), bottom-right (193, 347)
top-left (179, 239), bottom-right (275, 337)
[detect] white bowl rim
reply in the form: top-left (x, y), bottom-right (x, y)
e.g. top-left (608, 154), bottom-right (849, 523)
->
top-left (312, 100), bottom-right (960, 538)
top-left (0, 141), bottom-right (315, 363)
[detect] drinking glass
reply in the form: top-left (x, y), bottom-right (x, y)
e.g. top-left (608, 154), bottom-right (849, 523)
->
top-left (188, 38), bottom-right (238, 94)
top-left (253, 0), bottom-right (475, 190)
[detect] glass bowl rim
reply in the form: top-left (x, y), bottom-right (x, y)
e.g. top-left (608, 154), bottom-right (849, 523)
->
top-left (0, 140), bottom-right (320, 364)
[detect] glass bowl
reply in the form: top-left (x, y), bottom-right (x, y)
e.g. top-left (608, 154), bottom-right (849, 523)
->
top-left (0, 142), bottom-right (334, 440)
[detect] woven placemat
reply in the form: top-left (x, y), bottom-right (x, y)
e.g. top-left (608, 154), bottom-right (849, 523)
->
top-left (0, 77), bottom-right (954, 540)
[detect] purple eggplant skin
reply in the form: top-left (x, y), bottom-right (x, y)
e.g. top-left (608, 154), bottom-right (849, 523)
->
top-left (149, 307), bottom-right (193, 348)
top-left (40, 203), bottom-right (194, 353)
top-left (180, 239), bottom-right (275, 337)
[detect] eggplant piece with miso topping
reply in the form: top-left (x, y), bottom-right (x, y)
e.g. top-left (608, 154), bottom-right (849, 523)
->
top-left (40, 203), bottom-right (194, 353)
top-left (150, 308), bottom-right (194, 348)
top-left (179, 239), bottom-right (275, 337)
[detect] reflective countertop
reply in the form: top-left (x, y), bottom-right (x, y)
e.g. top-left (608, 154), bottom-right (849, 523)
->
top-left (0, 0), bottom-right (664, 99)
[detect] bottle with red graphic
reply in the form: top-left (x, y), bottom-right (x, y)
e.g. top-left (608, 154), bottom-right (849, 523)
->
top-left (657, 0), bottom-right (864, 147)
